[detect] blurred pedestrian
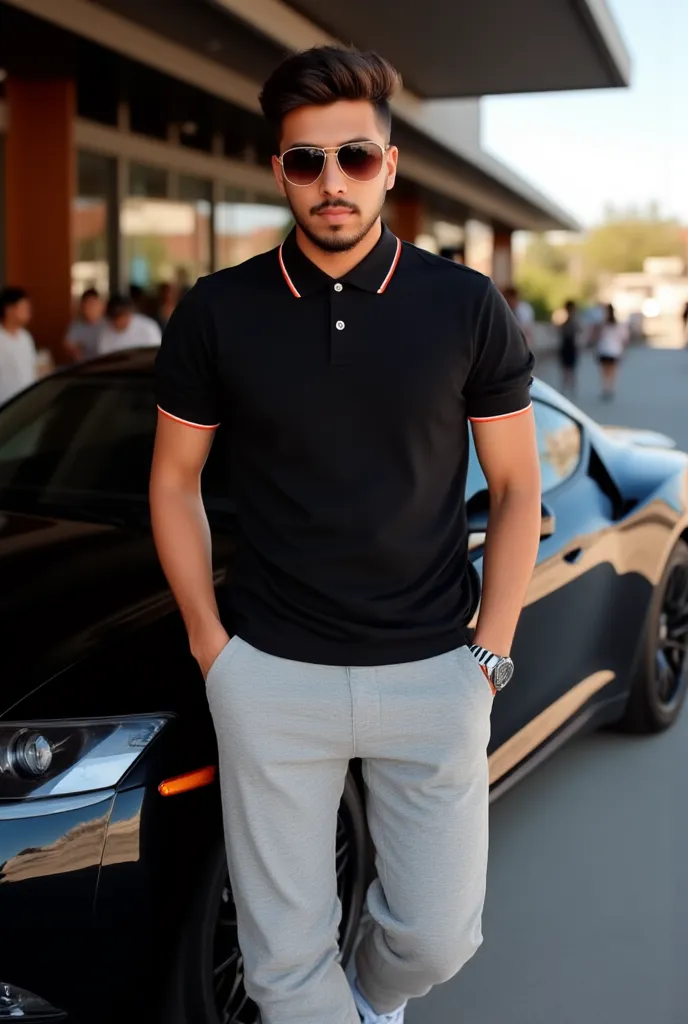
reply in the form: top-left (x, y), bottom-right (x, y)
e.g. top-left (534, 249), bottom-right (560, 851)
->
top-left (154, 282), bottom-right (179, 330)
top-left (97, 294), bottom-right (162, 355)
top-left (174, 267), bottom-right (191, 301)
top-left (128, 283), bottom-right (150, 315)
top-left (503, 285), bottom-right (535, 349)
top-left (64, 287), bottom-right (105, 362)
top-left (0, 287), bottom-right (37, 405)
top-left (596, 303), bottom-right (629, 401)
top-left (682, 300), bottom-right (688, 347)
top-left (558, 299), bottom-right (579, 394)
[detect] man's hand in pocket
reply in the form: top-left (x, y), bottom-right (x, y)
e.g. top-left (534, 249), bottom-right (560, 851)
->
top-left (191, 624), bottom-right (231, 681)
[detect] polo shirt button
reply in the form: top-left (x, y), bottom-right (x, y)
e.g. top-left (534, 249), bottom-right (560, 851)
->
top-left (336, 320), bottom-right (345, 330)
top-left (334, 282), bottom-right (343, 292)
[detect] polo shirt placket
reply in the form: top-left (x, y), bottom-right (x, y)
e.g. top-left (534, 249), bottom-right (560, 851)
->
top-left (155, 225), bottom-right (534, 667)
top-left (331, 283), bottom-right (347, 367)
top-left (277, 230), bottom-right (402, 367)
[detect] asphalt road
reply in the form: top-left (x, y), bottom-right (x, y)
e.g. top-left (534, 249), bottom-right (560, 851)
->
top-left (406, 339), bottom-right (688, 1024)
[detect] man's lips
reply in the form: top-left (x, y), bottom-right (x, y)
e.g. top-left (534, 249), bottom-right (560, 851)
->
top-left (316, 207), bottom-right (355, 221)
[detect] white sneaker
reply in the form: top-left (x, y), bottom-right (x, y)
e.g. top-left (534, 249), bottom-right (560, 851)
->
top-left (351, 976), bottom-right (407, 1024)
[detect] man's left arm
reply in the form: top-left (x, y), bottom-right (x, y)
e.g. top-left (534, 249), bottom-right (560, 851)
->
top-left (464, 280), bottom-right (542, 664)
top-left (471, 409), bottom-right (541, 657)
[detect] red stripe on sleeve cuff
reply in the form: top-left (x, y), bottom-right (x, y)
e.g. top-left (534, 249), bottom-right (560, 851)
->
top-left (468, 402), bottom-right (532, 424)
top-left (157, 406), bottom-right (220, 430)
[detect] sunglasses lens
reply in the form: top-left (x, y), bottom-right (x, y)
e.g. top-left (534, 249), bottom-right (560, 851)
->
top-left (282, 148), bottom-right (325, 186)
top-left (338, 143), bottom-right (383, 181)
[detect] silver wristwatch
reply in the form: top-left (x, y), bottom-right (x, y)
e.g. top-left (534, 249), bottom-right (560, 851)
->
top-left (469, 644), bottom-right (515, 692)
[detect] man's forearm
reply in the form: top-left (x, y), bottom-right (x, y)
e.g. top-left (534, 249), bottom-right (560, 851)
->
top-left (149, 482), bottom-right (223, 647)
top-left (472, 486), bottom-right (541, 656)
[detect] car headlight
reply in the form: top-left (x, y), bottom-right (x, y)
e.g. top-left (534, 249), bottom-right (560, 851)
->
top-left (0, 718), bottom-right (167, 800)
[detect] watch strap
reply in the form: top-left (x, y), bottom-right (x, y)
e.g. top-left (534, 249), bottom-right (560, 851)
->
top-left (469, 644), bottom-right (500, 676)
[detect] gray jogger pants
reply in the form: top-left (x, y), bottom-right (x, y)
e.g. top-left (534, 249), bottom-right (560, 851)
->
top-left (204, 636), bottom-right (494, 1024)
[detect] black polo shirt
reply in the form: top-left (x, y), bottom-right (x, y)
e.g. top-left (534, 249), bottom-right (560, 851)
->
top-left (155, 225), bottom-right (534, 666)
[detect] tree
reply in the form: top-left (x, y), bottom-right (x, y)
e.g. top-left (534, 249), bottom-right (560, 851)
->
top-left (513, 205), bottom-right (686, 319)
top-left (515, 234), bottom-right (594, 319)
top-left (582, 208), bottom-right (684, 275)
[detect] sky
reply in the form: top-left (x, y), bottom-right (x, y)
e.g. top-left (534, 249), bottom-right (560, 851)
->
top-left (482, 0), bottom-right (687, 228)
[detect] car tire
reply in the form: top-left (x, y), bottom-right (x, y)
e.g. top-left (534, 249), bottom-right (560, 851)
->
top-left (617, 539), bottom-right (688, 734)
top-left (163, 770), bottom-right (368, 1024)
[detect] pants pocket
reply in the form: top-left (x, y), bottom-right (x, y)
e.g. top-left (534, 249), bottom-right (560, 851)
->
top-left (205, 635), bottom-right (240, 687)
top-left (459, 646), bottom-right (495, 702)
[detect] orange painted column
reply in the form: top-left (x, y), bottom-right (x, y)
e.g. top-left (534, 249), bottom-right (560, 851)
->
top-left (491, 227), bottom-right (513, 289)
top-left (5, 77), bottom-right (75, 362)
top-left (389, 196), bottom-right (424, 244)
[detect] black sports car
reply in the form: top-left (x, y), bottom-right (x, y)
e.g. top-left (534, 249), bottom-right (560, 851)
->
top-left (0, 350), bottom-right (687, 1023)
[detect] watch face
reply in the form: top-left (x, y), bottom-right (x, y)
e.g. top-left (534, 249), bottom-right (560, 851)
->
top-left (493, 658), bottom-right (514, 691)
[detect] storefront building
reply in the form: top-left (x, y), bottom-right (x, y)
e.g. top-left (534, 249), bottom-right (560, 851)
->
top-left (0, 0), bottom-right (629, 358)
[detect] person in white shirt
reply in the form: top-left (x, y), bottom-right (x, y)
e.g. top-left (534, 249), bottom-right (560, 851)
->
top-left (97, 294), bottom-right (162, 355)
top-left (0, 287), bottom-right (37, 406)
top-left (596, 303), bottom-right (629, 400)
top-left (64, 288), bottom-right (105, 362)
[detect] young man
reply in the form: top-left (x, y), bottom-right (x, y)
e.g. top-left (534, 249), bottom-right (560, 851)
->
top-left (0, 287), bottom-right (37, 406)
top-left (64, 287), bottom-right (105, 362)
top-left (151, 46), bottom-right (541, 1024)
top-left (97, 294), bottom-right (162, 355)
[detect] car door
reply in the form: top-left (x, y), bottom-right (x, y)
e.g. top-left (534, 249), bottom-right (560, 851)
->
top-left (467, 398), bottom-right (622, 786)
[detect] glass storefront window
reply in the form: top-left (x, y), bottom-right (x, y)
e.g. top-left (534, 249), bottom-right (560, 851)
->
top-left (464, 220), bottom-right (494, 277)
top-left (122, 169), bottom-right (212, 292)
top-left (129, 163), bottom-right (168, 199)
top-left (179, 175), bottom-right (212, 203)
top-left (72, 151), bottom-right (116, 299)
top-left (214, 188), bottom-right (292, 269)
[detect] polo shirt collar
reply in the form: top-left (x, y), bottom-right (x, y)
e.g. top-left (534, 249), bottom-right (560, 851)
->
top-left (278, 224), bottom-right (402, 298)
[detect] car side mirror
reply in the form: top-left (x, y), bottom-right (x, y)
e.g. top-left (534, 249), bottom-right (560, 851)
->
top-left (466, 490), bottom-right (556, 543)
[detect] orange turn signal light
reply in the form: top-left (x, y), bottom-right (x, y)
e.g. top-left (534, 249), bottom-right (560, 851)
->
top-left (158, 765), bottom-right (217, 797)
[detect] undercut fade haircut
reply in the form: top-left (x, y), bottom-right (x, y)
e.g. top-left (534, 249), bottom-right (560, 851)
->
top-left (259, 46), bottom-right (401, 143)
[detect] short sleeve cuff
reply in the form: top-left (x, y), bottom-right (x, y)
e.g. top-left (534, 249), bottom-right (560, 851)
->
top-left (467, 385), bottom-right (533, 423)
top-left (157, 405), bottom-right (220, 430)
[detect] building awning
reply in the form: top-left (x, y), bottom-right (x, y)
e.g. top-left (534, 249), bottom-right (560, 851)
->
top-left (285, 0), bottom-right (631, 97)
top-left (1, 0), bottom-right (611, 230)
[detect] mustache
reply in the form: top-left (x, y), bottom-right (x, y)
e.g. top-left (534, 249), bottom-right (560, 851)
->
top-left (310, 200), bottom-right (359, 215)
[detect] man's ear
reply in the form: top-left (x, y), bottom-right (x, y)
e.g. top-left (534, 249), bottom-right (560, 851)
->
top-left (271, 154), bottom-right (287, 197)
top-left (385, 145), bottom-right (399, 191)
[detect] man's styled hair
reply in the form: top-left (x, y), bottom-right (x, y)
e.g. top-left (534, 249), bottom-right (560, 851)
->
top-left (259, 46), bottom-right (401, 141)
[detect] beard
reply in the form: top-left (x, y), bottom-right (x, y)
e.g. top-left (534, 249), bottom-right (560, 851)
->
top-left (288, 183), bottom-right (388, 253)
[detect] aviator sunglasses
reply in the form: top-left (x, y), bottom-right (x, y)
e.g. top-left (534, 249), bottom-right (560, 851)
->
top-left (278, 141), bottom-right (390, 187)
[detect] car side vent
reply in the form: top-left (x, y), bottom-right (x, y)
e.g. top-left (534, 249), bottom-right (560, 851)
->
top-left (587, 445), bottom-right (636, 520)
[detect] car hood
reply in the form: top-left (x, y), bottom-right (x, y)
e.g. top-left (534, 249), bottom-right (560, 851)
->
top-left (0, 508), bottom-right (178, 716)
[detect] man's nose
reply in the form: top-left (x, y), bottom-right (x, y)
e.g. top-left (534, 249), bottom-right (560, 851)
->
top-left (320, 151), bottom-right (347, 195)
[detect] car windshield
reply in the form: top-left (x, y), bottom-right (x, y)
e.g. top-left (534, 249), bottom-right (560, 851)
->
top-left (0, 375), bottom-right (229, 524)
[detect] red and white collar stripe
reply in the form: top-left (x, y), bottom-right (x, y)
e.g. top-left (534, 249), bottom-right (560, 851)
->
top-left (278, 235), bottom-right (402, 298)
top-left (377, 237), bottom-right (402, 294)
top-left (278, 244), bottom-right (301, 298)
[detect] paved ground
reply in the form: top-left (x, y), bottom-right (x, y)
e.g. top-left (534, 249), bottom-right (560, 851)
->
top-left (406, 340), bottom-right (688, 1024)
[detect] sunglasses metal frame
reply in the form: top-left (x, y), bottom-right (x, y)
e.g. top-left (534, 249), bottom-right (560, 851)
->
top-left (278, 141), bottom-right (390, 187)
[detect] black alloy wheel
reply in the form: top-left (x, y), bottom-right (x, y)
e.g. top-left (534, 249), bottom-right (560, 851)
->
top-left (619, 540), bottom-right (688, 733)
top-left (654, 560), bottom-right (688, 711)
top-left (168, 772), bottom-right (368, 1024)
top-left (211, 878), bottom-right (252, 1024)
